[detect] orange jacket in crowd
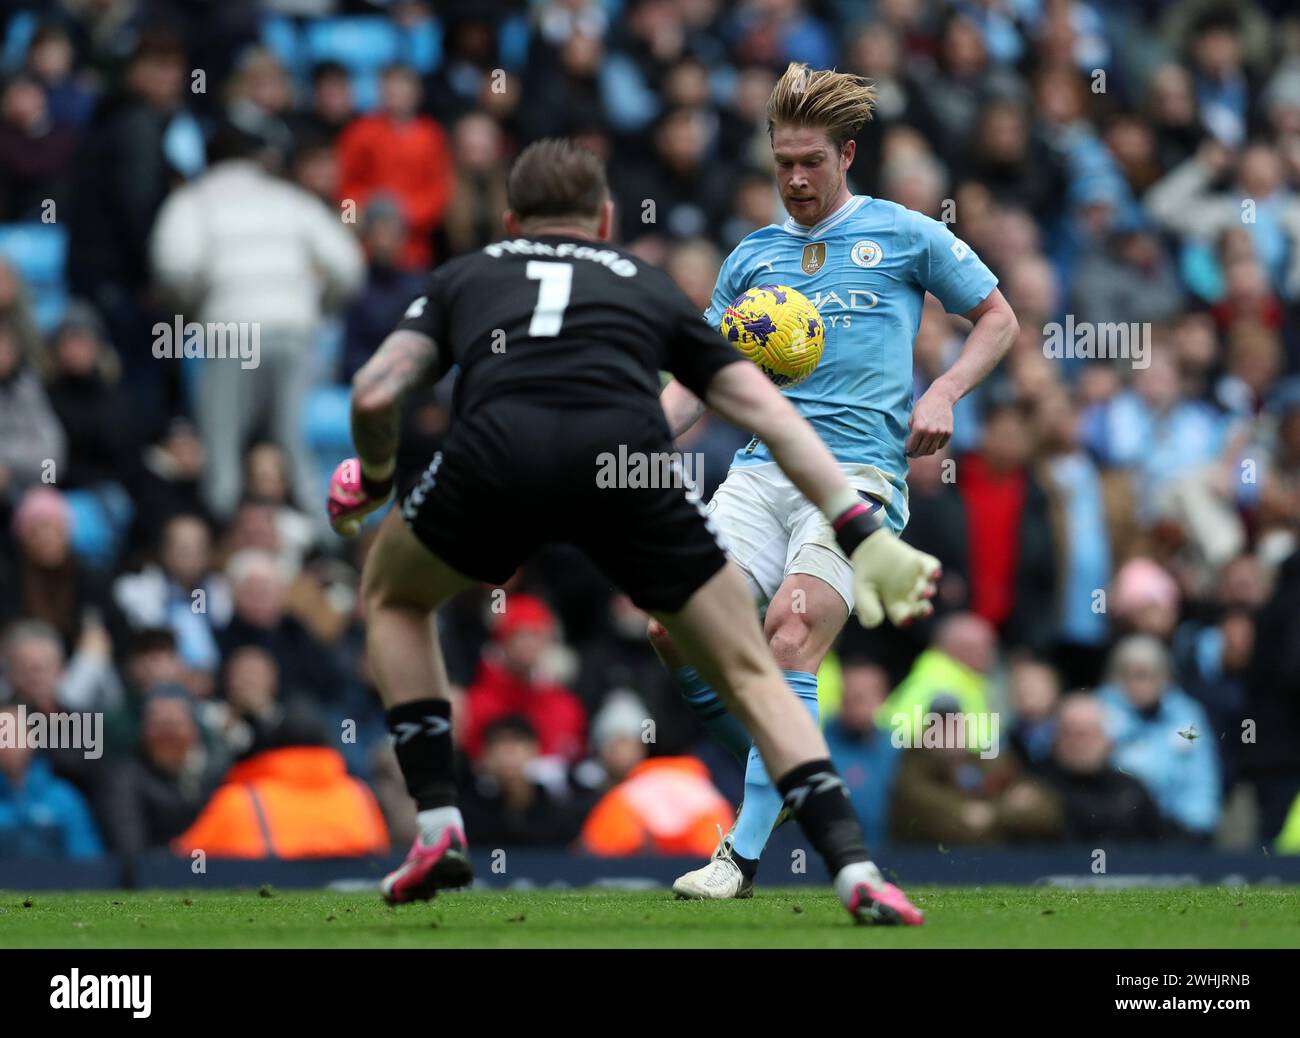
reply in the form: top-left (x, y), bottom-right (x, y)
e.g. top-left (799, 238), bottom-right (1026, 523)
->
top-left (580, 757), bottom-right (735, 857)
top-left (336, 113), bottom-right (453, 269)
top-left (174, 747), bottom-right (389, 859)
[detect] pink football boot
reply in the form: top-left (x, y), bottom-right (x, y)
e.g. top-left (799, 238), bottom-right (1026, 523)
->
top-left (380, 826), bottom-right (473, 905)
top-left (834, 861), bottom-right (925, 926)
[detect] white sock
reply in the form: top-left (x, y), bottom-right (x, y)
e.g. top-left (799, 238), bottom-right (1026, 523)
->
top-left (417, 806), bottom-right (465, 845)
top-left (833, 860), bottom-right (884, 904)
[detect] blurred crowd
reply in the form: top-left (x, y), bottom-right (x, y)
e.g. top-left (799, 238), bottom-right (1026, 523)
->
top-left (4, 0), bottom-right (1300, 866)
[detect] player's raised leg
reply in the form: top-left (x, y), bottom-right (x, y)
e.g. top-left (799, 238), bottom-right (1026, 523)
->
top-left (651, 560), bottom-right (923, 925)
top-left (659, 572), bottom-right (845, 898)
top-left (644, 467), bottom-right (784, 771)
top-left (360, 508), bottom-right (476, 904)
top-left (648, 613), bottom-right (754, 765)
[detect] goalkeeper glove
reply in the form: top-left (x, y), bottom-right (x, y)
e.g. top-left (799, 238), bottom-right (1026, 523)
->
top-left (828, 492), bottom-right (941, 629)
top-left (328, 458), bottom-right (393, 537)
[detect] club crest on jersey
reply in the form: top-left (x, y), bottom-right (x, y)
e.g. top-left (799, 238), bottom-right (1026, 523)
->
top-left (800, 242), bottom-right (827, 275)
top-left (851, 240), bottom-right (883, 268)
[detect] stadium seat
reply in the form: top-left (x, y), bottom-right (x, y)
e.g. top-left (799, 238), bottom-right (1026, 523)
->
top-left (63, 485), bottom-right (134, 570)
top-left (0, 222), bottom-right (69, 332)
top-left (498, 15), bottom-right (528, 72)
top-left (297, 16), bottom-right (451, 109)
top-left (305, 17), bottom-right (401, 67)
top-left (0, 11), bottom-right (37, 73)
top-left (261, 14), bottom-right (444, 106)
top-left (304, 383), bottom-right (389, 533)
top-left (349, 70), bottom-right (381, 113)
top-left (402, 17), bottom-right (441, 74)
top-left (303, 383), bottom-right (353, 456)
top-left (303, 17), bottom-right (400, 110)
top-left (260, 14), bottom-right (302, 75)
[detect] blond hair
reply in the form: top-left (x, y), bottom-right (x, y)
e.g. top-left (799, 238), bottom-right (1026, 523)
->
top-left (766, 63), bottom-right (877, 148)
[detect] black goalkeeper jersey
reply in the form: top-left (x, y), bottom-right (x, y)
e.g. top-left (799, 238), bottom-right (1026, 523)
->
top-left (387, 235), bottom-right (735, 612)
top-left (392, 234), bottom-right (740, 418)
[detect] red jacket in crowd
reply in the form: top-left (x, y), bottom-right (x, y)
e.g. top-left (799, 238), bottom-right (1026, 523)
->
top-left (463, 658), bottom-right (588, 763)
top-left (336, 113), bottom-right (454, 269)
top-left (958, 451), bottom-right (1027, 629)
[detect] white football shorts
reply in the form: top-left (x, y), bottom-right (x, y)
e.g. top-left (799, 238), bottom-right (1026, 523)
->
top-left (704, 461), bottom-right (909, 613)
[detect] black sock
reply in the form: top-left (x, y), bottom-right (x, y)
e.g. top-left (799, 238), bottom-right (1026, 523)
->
top-left (386, 699), bottom-right (456, 811)
top-left (776, 759), bottom-right (869, 877)
top-left (731, 849), bottom-right (759, 881)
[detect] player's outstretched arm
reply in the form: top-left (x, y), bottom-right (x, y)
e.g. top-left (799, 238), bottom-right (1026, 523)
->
top-left (660, 377), bottom-right (708, 438)
top-left (907, 288), bottom-right (1018, 457)
top-left (351, 330), bottom-right (441, 470)
top-left (328, 330), bottom-right (441, 536)
top-left (703, 360), bottom-right (940, 628)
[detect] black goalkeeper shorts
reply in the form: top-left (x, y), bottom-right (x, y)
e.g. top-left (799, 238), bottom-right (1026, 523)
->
top-left (399, 400), bottom-right (728, 613)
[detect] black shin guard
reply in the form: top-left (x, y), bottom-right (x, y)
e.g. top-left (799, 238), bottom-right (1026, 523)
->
top-left (776, 759), bottom-right (870, 877)
top-left (386, 699), bottom-right (457, 811)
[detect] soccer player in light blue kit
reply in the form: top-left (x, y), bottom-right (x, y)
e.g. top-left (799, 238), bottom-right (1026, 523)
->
top-left (653, 64), bottom-right (1019, 899)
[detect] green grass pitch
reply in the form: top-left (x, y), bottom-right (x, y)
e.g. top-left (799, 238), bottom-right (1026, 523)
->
top-left (2, 887), bottom-right (1299, 948)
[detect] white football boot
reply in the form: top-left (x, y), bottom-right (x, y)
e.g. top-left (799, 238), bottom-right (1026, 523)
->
top-left (672, 825), bottom-right (754, 900)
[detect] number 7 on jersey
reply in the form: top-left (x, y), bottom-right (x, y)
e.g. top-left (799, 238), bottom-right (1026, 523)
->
top-left (526, 261), bottom-right (573, 337)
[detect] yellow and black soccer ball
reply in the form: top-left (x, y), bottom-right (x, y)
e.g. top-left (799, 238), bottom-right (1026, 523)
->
top-left (720, 284), bottom-right (825, 388)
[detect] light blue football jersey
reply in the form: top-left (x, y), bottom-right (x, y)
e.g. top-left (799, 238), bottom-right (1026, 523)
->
top-left (704, 194), bottom-right (998, 522)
